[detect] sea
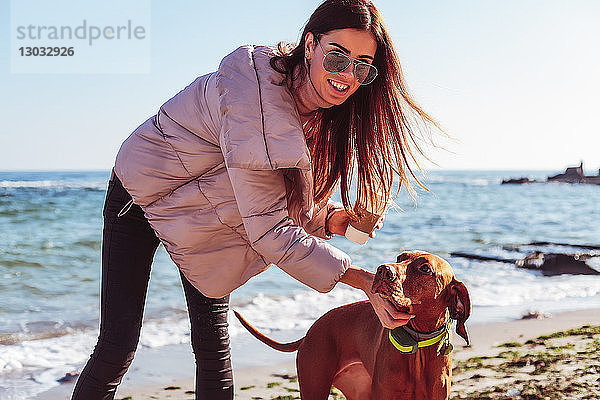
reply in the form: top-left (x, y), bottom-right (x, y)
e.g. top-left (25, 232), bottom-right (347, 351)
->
top-left (1, 170), bottom-right (599, 399)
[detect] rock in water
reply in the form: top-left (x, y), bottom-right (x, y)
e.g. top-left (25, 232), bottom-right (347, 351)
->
top-left (517, 252), bottom-right (600, 276)
top-left (57, 372), bottom-right (80, 383)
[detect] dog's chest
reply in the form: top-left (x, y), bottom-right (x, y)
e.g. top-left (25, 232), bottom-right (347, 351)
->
top-left (374, 345), bottom-right (452, 398)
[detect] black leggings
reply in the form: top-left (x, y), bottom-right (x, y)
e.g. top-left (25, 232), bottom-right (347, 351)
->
top-left (72, 173), bottom-right (233, 400)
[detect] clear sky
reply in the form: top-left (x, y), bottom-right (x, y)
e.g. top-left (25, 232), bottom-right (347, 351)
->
top-left (1, 0), bottom-right (599, 173)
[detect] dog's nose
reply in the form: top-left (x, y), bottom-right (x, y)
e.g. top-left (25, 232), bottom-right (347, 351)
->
top-left (377, 264), bottom-right (397, 282)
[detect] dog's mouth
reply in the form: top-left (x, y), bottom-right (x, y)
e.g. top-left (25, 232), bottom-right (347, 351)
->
top-left (372, 277), bottom-right (414, 314)
top-left (386, 295), bottom-right (414, 314)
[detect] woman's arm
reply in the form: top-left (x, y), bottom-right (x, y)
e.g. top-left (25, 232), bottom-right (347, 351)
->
top-left (338, 266), bottom-right (414, 329)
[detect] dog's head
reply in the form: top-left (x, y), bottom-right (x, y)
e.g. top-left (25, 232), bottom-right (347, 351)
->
top-left (372, 250), bottom-right (471, 345)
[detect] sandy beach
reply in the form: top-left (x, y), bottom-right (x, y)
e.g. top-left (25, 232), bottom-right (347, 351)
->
top-left (36, 308), bottom-right (600, 400)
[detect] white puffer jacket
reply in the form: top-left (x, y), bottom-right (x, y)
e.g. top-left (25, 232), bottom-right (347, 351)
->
top-left (114, 45), bottom-right (351, 298)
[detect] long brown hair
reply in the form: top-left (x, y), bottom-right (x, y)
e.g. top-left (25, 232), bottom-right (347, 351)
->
top-left (271, 0), bottom-right (441, 214)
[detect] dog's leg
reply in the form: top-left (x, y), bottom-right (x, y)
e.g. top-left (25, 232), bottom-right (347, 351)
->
top-left (331, 361), bottom-right (373, 400)
top-left (296, 342), bottom-right (339, 399)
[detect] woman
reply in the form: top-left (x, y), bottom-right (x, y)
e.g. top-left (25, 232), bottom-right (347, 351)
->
top-left (72, 0), bottom-right (439, 399)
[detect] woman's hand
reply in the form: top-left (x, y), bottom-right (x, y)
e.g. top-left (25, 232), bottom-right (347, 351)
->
top-left (338, 266), bottom-right (413, 330)
top-left (326, 209), bottom-right (384, 237)
top-left (325, 209), bottom-right (351, 236)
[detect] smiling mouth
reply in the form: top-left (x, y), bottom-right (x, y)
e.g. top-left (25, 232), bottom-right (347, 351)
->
top-left (327, 79), bottom-right (350, 93)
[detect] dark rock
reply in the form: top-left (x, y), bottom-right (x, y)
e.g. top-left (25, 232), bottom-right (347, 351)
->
top-left (57, 372), bottom-right (79, 383)
top-left (501, 177), bottom-right (536, 184)
top-left (450, 252), bottom-right (516, 263)
top-left (521, 311), bottom-right (551, 320)
top-left (548, 163), bottom-right (586, 183)
top-left (451, 250), bottom-right (600, 276)
top-left (527, 241), bottom-right (600, 250)
top-left (547, 162), bottom-right (600, 185)
top-left (501, 162), bottom-right (600, 185)
top-left (516, 252), bottom-right (600, 276)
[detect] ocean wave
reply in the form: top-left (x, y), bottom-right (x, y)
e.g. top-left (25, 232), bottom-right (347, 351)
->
top-left (422, 175), bottom-right (495, 186)
top-left (72, 239), bottom-right (101, 249)
top-left (0, 180), bottom-right (106, 190)
top-left (0, 259), bottom-right (45, 269)
top-left (3, 277), bottom-right (600, 371)
top-left (0, 287), bottom-right (365, 374)
top-left (464, 268), bottom-right (600, 307)
top-left (0, 327), bottom-right (77, 346)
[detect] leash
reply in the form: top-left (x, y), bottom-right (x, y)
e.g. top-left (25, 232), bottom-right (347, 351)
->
top-left (388, 319), bottom-right (453, 356)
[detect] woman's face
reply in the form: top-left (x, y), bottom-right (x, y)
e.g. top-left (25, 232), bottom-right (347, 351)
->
top-left (304, 28), bottom-right (377, 107)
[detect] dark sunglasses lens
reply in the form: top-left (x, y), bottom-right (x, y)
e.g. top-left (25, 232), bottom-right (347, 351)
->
top-left (355, 64), bottom-right (377, 84)
top-left (323, 50), bottom-right (377, 85)
top-left (323, 52), bottom-right (350, 72)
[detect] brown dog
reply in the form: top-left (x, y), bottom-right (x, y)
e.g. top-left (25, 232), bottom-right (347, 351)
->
top-left (235, 251), bottom-right (471, 400)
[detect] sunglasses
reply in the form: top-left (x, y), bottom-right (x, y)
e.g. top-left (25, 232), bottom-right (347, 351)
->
top-left (315, 38), bottom-right (378, 85)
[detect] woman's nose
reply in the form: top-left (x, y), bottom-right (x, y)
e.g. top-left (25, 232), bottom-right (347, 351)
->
top-left (337, 63), bottom-right (356, 82)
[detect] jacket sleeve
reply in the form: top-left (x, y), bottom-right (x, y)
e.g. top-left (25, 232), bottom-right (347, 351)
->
top-left (303, 200), bottom-right (344, 240)
top-left (215, 45), bottom-right (351, 292)
top-left (225, 167), bottom-right (350, 292)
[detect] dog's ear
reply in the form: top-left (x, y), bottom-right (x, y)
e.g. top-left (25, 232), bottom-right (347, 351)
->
top-left (447, 279), bottom-right (471, 346)
top-left (396, 252), bottom-right (410, 262)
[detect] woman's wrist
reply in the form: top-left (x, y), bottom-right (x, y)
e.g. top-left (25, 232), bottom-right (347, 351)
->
top-left (339, 265), bottom-right (374, 292)
top-left (324, 202), bottom-right (343, 237)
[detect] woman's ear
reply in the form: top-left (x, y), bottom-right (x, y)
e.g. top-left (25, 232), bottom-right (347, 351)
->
top-left (304, 32), bottom-right (315, 62)
top-left (447, 278), bottom-right (472, 346)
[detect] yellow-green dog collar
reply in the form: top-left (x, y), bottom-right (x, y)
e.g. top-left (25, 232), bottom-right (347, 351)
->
top-left (388, 320), bottom-right (453, 355)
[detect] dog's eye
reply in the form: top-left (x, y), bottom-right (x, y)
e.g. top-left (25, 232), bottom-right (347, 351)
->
top-left (418, 264), bottom-right (432, 274)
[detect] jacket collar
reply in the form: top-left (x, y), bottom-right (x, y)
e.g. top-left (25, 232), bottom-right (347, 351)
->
top-left (215, 45), bottom-right (312, 172)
